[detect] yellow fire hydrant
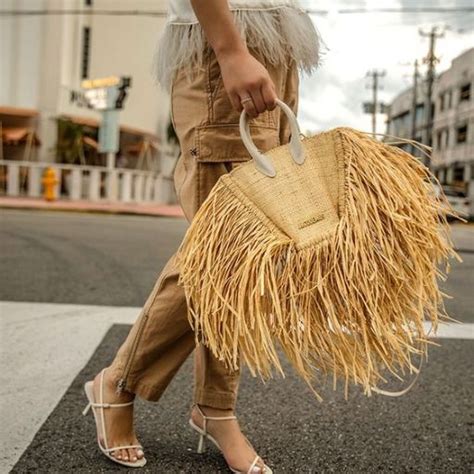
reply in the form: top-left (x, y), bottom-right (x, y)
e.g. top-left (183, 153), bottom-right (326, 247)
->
top-left (42, 167), bottom-right (59, 201)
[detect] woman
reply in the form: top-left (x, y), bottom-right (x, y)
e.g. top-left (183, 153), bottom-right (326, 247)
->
top-left (83, 0), bottom-right (323, 471)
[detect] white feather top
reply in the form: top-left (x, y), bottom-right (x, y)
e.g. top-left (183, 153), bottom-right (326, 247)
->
top-left (154, 0), bottom-right (326, 90)
top-left (168, 0), bottom-right (300, 23)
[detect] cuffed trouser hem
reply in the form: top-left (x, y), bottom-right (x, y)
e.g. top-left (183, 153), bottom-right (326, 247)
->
top-left (108, 366), bottom-right (237, 409)
top-left (193, 388), bottom-right (237, 410)
top-left (108, 367), bottom-right (171, 402)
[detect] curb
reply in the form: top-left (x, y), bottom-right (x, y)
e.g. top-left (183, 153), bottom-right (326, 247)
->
top-left (0, 201), bottom-right (185, 219)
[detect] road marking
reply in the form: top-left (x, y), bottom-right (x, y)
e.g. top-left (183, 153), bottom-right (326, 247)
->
top-left (0, 301), bottom-right (139, 473)
top-left (0, 301), bottom-right (473, 472)
top-left (423, 321), bottom-right (474, 339)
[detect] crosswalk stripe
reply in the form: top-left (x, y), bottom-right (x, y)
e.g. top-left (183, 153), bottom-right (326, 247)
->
top-left (1, 301), bottom-right (473, 472)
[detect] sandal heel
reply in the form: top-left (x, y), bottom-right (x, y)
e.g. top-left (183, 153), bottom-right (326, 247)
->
top-left (82, 402), bottom-right (91, 416)
top-left (197, 433), bottom-right (206, 454)
top-left (189, 404), bottom-right (273, 473)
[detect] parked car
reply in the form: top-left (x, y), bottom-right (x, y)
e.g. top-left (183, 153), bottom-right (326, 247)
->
top-left (433, 184), bottom-right (470, 220)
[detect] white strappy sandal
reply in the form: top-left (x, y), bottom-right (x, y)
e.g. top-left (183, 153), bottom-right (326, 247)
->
top-left (82, 369), bottom-right (146, 468)
top-left (189, 404), bottom-right (273, 474)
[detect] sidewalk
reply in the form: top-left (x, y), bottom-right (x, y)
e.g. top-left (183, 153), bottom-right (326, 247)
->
top-left (0, 196), bottom-right (184, 218)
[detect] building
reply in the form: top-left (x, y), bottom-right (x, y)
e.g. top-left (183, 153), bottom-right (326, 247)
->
top-left (1, 0), bottom-right (179, 202)
top-left (385, 82), bottom-right (426, 158)
top-left (431, 48), bottom-right (473, 191)
top-left (385, 48), bottom-right (474, 216)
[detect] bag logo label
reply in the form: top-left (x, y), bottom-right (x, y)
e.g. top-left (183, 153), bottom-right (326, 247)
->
top-left (298, 214), bottom-right (324, 229)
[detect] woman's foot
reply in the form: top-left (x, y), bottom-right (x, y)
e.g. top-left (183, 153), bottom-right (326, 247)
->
top-left (190, 405), bottom-right (267, 473)
top-left (92, 369), bottom-right (145, 463)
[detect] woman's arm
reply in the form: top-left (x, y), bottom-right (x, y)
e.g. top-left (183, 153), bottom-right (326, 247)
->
top-left (190, 0), bottom-right (278, 117)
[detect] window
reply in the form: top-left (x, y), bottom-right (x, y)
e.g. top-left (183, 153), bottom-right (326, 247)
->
top-left (81, 26), bottom-right (91, 80)
top-left (460, 83), bottom-right (471, 102)
top-left (438, 92), bottom-right (452, 112)
top-left (415, 104), bottom-right (424, 126)
top-left (453, 167), bottom-right (465, 182)
top-left (456, 124), bottom-right (468, 144)
top-left (436, 129), bottom-right (450, 150)
top-left (439, 93), bottom-right (445, 112)
top-left (437, 167), bottom-right (447, 185)
top-left (447, 90), bottom-right (453, 108)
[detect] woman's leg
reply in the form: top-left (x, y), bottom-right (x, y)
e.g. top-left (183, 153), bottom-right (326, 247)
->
top-left (90, 45), bottom-right (299, 467)
top-left (94, 156), bottom-right (241, 462)
top-left (183, 50), bottom-right (300, 472)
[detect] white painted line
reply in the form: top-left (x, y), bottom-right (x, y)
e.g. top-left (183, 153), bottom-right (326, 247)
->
top-left (424, 321), bottom-right (474, 339)
top-left (0, 301), bottom-right (472, 472)
top-left (0, 301), bottom-right (139, 474)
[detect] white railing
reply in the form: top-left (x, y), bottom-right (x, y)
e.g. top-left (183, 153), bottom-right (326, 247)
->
top-left (0, 160), bottom-right (171, 203)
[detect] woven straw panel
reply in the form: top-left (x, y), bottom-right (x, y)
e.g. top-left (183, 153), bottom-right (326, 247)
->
top-left (222, 128), bottom-right (346, 248)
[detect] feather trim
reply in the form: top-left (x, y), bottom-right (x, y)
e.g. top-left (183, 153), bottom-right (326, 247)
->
top-left (154, 6), bottom-right (326, 90)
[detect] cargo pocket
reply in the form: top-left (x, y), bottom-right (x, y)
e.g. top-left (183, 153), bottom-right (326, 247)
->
top-left (194, 123), bottom-right (280, 163)
top-left (205, 47), bottom-right (276, 128)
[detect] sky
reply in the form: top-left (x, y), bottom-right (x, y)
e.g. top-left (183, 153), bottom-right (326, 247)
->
top-left (298, 0), bottom-right (474, 134)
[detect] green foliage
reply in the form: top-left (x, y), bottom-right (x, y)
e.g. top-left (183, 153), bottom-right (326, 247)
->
top-left (56, 117), bottom-right (84, 164)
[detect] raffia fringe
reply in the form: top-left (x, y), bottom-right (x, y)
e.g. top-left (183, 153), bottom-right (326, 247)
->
top-left (154, 6), bottom-right (325, 90)
top-left (175, 128), bottom-right (460, 400)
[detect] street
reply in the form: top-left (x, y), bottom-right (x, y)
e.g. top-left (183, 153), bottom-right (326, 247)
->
top-left (1, 209), bottom-right (473, 473)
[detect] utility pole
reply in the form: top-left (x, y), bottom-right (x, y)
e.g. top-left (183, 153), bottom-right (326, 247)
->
top-left (365, 70), bottom-right (386, 134)
top-left (419, 26), bottom-right (444, 166)
top-left (410, 59), bottom-right (420, 155)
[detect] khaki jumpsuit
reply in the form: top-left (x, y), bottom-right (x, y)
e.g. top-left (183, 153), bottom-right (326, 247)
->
top-left (108, 47), bottom-right (299, 410)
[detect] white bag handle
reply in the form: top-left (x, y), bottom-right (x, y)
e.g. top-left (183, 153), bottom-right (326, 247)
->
top-left (239, 98), bottom-right (305, 177)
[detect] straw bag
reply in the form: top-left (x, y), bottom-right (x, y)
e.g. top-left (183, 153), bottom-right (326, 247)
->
top-left (176, 99), bottom-right (458, 399)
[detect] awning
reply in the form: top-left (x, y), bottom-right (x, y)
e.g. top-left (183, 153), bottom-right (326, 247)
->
top-left (1, 127), bottom-right (41, 146)
top-left (0, 106), bottom-right (39, 118)
top-left (59, 115), bottom-right (159, 142)
top-left (59, 115), bottom-right (99, 129)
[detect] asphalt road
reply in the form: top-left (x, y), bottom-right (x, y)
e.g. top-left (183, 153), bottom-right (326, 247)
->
top-left (1, 209), bottom-right (472, 322)
top-left (1, 209), bottom-right (473, 473)
top-left (0, 210), bottom-right (188, 307)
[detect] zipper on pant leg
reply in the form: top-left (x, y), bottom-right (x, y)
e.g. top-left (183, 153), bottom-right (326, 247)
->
top-left (116, 262), bottom-right (174, 393)
top-left (116, 312), bottom-right (150, 393)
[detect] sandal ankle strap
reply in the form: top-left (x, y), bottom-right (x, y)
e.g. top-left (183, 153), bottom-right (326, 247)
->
top-left (91, 401), bottom-right (134, 409)
top-left (194, 403), bottom-right (237, 421)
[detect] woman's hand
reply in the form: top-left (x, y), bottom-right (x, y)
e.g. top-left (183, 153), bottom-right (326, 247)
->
top-left (217, 49), bottom-right (278, 118)
top-left (189, 0), bottom-right (278, 117)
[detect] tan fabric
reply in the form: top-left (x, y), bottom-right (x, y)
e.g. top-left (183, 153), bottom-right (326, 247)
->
top-left (108, 47), bottom-right (299, 409)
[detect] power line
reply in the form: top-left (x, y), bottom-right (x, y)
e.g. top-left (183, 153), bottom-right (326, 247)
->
top-left (0, 9), bottom-right (168, 17)
top-left (311, 7), bottom-right (474, 14)
top-left (0, 7), bottom-right (473, 17)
